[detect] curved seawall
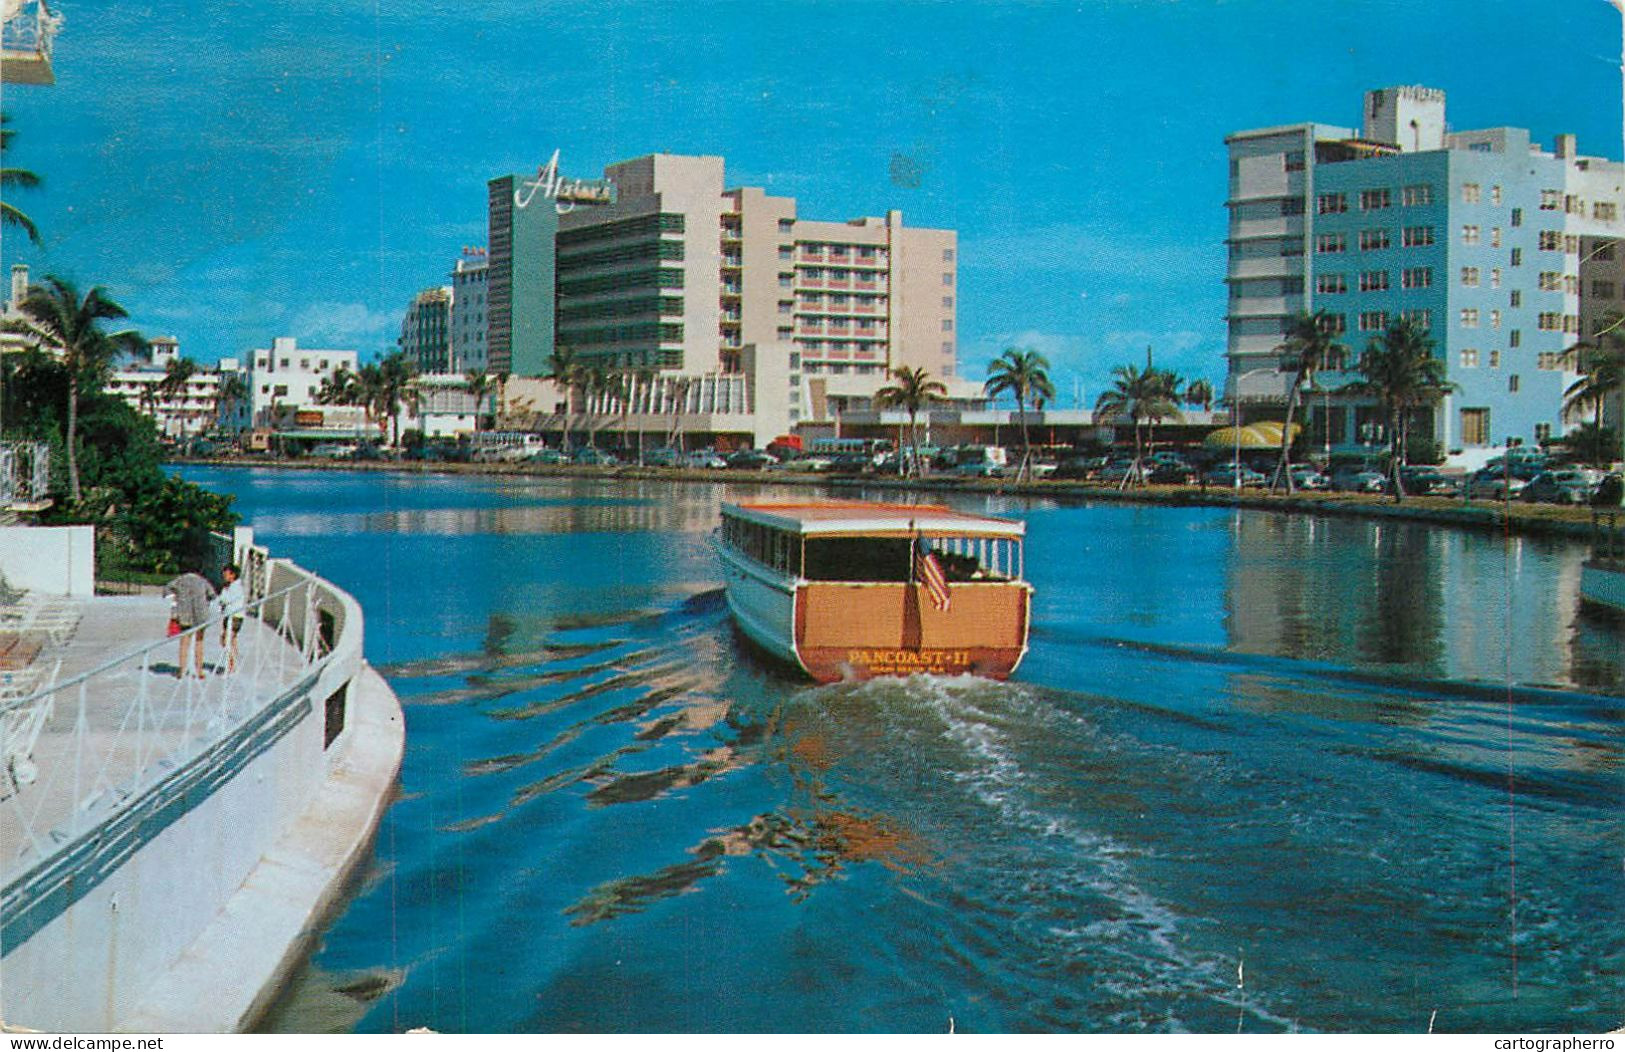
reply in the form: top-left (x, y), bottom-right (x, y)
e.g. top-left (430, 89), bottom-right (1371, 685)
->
top-left (0, 550), bottom-right (405, 1033)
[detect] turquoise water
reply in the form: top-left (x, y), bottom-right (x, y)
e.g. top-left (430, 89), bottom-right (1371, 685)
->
top-left (178, 467), bottom-right (1624, 1034)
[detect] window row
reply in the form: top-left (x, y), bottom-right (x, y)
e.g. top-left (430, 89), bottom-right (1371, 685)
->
top-left (1316, 185), bottom-right (1436, 214)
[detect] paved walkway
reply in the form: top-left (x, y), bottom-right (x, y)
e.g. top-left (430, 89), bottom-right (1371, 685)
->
top-left (0, 596), bottom-right (309, 882)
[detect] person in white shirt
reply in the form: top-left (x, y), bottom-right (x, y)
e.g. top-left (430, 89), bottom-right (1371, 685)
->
top-left (217, 564), bottom-right (247, 674)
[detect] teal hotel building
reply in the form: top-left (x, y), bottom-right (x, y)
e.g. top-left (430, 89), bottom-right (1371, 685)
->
top-left (1225, 86), bottom-right (1623, 457)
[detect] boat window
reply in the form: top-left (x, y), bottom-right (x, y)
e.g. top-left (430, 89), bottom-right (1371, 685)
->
top-left (723, 515), bottom-right (801, 576)
top-left (932, 536), bottom-right (1022, 582)
top-left (804, 538), bottom-right (913, 581)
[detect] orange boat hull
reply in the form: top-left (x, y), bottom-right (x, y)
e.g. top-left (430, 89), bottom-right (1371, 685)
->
top-left (791, 580), bottom-right (1031, 683)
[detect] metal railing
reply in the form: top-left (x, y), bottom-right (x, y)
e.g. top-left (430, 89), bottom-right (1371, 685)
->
top-left (0, 566), bottom-right (343, 886)
top-left (0, 0), bottom-right (60, 57)
top-left (0, 442), bottom-right (51, 508)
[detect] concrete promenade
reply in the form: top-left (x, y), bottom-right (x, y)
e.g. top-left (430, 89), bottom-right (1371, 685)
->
top-left (0, 577), bottom-right (404, 1033)
top-left (122, 664), bottom-right (403, 1033)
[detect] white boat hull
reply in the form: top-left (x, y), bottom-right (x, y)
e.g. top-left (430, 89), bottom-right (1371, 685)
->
top-left (1581, 561), bottom-right (1625, 613)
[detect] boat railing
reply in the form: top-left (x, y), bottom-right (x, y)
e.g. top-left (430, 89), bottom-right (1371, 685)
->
top-left (0, 558), bottom-right (359, 890)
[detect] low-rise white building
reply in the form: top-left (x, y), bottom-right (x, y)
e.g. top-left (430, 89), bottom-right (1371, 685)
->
top-left (248, 337), bottom-right (359, 428)
top-left (105, 337), bottom-right (234, 439)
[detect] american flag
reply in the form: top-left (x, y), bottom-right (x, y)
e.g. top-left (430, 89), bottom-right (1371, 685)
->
top-left (915, 536), bottom-right (950, 612)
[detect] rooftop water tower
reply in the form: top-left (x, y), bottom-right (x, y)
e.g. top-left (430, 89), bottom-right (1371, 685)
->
top-left (1363, 86), bottom-right (1447, 152)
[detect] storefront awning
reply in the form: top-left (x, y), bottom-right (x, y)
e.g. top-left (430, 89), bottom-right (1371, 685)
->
top-left (1204, 421), bottom-right (1301, 450)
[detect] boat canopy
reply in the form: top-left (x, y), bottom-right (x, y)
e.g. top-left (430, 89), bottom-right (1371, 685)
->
top-left (723, 500), bottom-right (1024, 540)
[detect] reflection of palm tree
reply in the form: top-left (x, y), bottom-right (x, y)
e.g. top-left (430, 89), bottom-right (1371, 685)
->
top-left (4, 276), bottom-right (144, 503)
top-left (984, 347), bottom-right (1054, 481)
top-left (1346, 317), bottom-right (1455, 500)
top-left (0, 114), bottom-right (42, 246)
top-left (1271, 311), bottom-right (1345, 493)
top-left (875, 366), bottom-right (946, 477)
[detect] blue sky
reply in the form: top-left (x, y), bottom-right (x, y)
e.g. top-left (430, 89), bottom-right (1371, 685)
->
top-left (0, 0), bottom-right (1618, 404)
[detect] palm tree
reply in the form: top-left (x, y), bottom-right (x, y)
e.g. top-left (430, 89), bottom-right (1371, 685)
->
top-left (1094, 363), bottom-right (1182, 488)
top-left (984, 347), bottom-right (1055, 481)
top-left (581, 363), bottom-right (615, 449)
top-left (1185, 378), bottom-right (1215, 414)
top-left (630, 366), bottom-right (656, 463)
top-left (463, 371), bottom-right (492, 432)
top-left (544, 346), bottom-right (583, 451)
top-left (215, 372), bottom-right (250, 435)
top-left (1270, 311), bottom-right (1347, 494)
top-left (315, 365), bottom-right (360, 406)
top-left (1, 114), bottom-right (42, 246)
top-left (1142, 363), bottom-right (1184, 460)
top-left (1562, 323), bottom-right (1625, 462)
top-left (3, 277), bottom-right (144, 503)
top-left (373, 352), bottom-right (415, 446)
top-left (875, 366), bottom-right (947, 476)
top-left (1346, 316), bottom-right (1456, 501)
top-left (156, 354), bottom-right (200, 437)
top-left (665, 375), bottom-right (694, 452)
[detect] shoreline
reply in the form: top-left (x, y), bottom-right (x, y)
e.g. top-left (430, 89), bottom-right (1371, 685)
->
top-left (168, 456), bottom-right (1601, 543)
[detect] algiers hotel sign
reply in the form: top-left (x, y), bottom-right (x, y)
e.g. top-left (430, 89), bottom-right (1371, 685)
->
top-left (514, 150), bottom-right (614, 214)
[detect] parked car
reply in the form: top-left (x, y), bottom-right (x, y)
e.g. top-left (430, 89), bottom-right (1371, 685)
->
top-left (1205, 464), bottom-right (1267, 488)
top-left (1148, 462), bottom-right (1198, 485)
top-left (1522, 467), bottom-right (1606, 504)
top-left (1051, 455), bottom-right (1110, 480)
top-left (1098, 460), bottom-right (1154, 485)
top-left (642, 447), bottom-right (682, 468)
top-left (725, 449), bottom-right (778, 470)
top-left (572, 447), bottom-right (618, 466)
top-left (780, 454), bottom-right (834, 473)
top-left (1289, 465), bottom-right (1331, 491)
top-left (525, 447), bottom-right (569, 465)
top-left (680, 450), bottom-right (727, 470)
top-left (1329, 467), bottom-right (1387, 493)
top-left (1398, 466), bottom-right (1459, 496)
top-left (827, 452), bottom-right (874, 474)
top-left (310, 442), bottom-right (358, 460)
top-left (1466, 470), bottom-right (1528, 500)
top-left (954, 460), bottom-right (1004, 478)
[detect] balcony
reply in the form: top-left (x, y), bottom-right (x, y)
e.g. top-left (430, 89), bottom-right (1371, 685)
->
top-left (1228, 256), bottom-right (1301, 281)
top-left (1226, 295), bottom-right (1296, 319)
top-left (1, 0), bottom-right (59, 85)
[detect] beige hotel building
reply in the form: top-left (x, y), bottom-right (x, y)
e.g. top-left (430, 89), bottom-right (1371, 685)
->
top-left (499, 152), bottom-right (979, 446)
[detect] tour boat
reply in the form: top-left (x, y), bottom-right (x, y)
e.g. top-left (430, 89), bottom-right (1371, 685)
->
top-left (715, 500), bottom-right (1032, 682)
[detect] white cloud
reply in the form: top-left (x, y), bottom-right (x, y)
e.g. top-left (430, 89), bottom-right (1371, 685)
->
top-left (288, 301), bottom-right (398, 348)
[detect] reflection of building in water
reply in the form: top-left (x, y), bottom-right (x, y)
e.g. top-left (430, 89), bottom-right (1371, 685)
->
top-left (1223, 514), bottom-right (1447, 672)
top-left (255, 495), bottom-right (721, 538)
top-left (1222, 514), bottom-right (1589, 688)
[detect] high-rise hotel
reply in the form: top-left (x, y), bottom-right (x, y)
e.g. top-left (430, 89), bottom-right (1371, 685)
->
top-left (1226, 86), bottom-right (1623, 452)
top-left (485, 151), bottom-right (973, 439)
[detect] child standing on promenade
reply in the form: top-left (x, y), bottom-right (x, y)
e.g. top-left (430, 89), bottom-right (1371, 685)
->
top-left (217, 564), bottom-right (246, 674)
